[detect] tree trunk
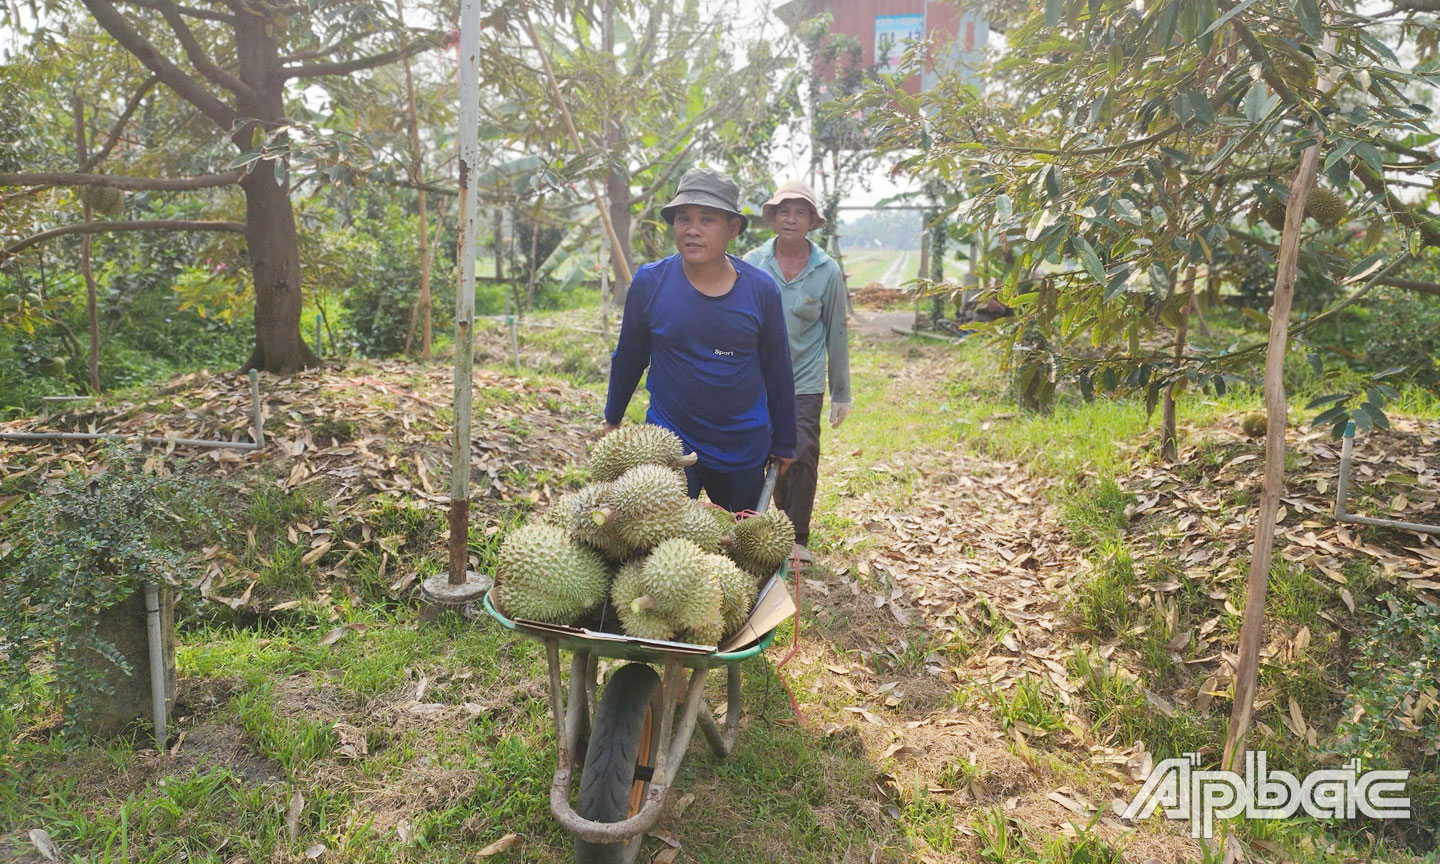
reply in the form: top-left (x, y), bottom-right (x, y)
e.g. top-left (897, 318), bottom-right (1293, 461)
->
top-left (396, 0), bottom-right (431, 360)
top-left (601, 0), bottom-right (632, 304)
top-left (235, 10), bottom-right (317, 374)
top-left (73, 96), bottom-right (101, 393)
top-left (1161, 265), bottom-right (1196, 462)
top-left (1222, 135), bottom-right (1323, 773)
top-left (238, 170), bottom-right (317, 373)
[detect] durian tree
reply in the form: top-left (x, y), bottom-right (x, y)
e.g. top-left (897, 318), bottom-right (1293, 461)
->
top-left (853, 0), bottom-right (1440, 428)
top-left (470, 0), bottom-right (801, 302)
top-left (849, 0), bottom-right (1440, 784)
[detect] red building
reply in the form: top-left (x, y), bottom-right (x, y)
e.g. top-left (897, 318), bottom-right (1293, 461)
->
top-left (777, 0), bottom-right (987, 94)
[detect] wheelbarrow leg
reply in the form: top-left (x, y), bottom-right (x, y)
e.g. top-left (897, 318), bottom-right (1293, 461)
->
top-left (571, 651), bottom-right (591, 769)
top-left (698, 663), bottom-right (742, 758)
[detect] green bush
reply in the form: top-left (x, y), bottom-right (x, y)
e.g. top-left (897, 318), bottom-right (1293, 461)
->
top-left (340, 198), bottom-right (456, 357)
top-left (0, 449), bottom-right (211, 734)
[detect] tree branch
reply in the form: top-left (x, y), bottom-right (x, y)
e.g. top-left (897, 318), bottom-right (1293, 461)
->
top-left (123, 0), bottom-right (234, 23)
top-left (141, 0), bottom-right (257, 100)
top-left (78, 0), bottom-right (238, 130)
top-left (1377, 277), bottom-right (1440, 297)
top-left (3, 219), bottom-right (246, 258)
top-left (83, 74), bottom-right (161, 172)
top-left (283, 34), bottom-right (441, 79)
top-left (1354, 159), bottom-right (1440, 248)
top-left (0, 171), bottom-right (242, 190)
top-left (280, 36), bottom-right (369, 64)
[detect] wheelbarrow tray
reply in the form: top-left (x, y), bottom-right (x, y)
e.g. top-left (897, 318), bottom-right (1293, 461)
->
top-left (480, 564), bottom-right (784, 671)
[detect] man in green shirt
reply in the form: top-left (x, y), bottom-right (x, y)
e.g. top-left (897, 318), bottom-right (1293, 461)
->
top-left (743, 180), bottom-right (852, 562)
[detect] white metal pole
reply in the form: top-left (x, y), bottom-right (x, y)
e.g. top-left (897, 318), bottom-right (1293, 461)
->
top-left (449, 0), bottom-right (480, 586)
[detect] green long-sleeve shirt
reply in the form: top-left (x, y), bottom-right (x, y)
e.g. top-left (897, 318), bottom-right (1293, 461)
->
top-left (742, 238), bottom-right (851, 403)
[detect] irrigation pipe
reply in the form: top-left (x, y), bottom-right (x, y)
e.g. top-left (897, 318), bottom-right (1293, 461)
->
top-left (0, 369), bottom-right (266, 451)
top-left (145, 583), bottom-right (167, 751)
top-left (1333, 420), bottom-right (1440, 536)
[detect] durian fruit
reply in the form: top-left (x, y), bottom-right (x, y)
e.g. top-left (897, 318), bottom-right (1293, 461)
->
top-left (611, 561), bottom-right (675, 641)
top-left (593, 464), bottom-right (687, 526)
top-left (495, 522), bottom-right (609, 624)
top-left (618, 499), bottom-right (726, 553)
top-left (634, 538), bottom-right (722, 633)
top-left (590, 424), bottom-right (698, 483)
top-left (1256, 187), bottom-right (1348, 232)
top-left (1305, 187), bottom-right (1348, 230)
top-left (81, 185), bottom-right (124, 217)
top-left (545, 484), bottom-right (631, 561)
top-left (679, 616), bottom-right (723, 648)
top-left (544, 483), bottom-right (610, 530)
top-left (707, 553), bottom-right (757, 638)
top-left (731, 510), bottom-right (795, 574)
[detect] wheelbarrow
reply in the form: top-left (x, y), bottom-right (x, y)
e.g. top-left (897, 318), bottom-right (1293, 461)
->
top-left (482, 463), bottom-right (788, 863)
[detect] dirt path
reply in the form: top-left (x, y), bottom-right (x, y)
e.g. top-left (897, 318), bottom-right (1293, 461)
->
top-left (879, 250), bottom-right (910, 289)
top-left (791, 346), bottom-right (1202, 862)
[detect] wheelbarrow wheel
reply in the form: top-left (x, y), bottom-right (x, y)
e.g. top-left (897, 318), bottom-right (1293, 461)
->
top-left (575, 663), bottom-right (662, 864)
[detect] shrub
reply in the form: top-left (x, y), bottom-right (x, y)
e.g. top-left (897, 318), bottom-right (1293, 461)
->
top-left (0, 449), bottom-right (209, 734)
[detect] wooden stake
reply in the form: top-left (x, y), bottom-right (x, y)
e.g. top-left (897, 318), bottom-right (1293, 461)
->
top-left (520, 11), bottom-right (633, 287)
top-left (1222, 141), bottom-right (1322, 772)
top-left (1161, 265), bottom-right (1196, 462)
top-left (73, 96), bottom-right (101, 394)
top-left (448, 0), bottom-right (481, 586)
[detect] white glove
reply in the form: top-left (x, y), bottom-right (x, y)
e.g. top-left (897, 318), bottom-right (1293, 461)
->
top-left (829, 401), bottom-right (853, 429)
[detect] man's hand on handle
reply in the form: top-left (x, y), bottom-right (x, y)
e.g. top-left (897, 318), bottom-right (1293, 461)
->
top-left (771, 454), bottom-right (793, 475)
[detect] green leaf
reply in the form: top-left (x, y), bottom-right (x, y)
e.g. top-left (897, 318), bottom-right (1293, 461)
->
top-left (1344, 253), bottom-right (1386, 283)
top-left (1306, 393), bottom-right (1350, 410)
top-left (1149, 262), bottom-right (1172, 297)
top-left (1044, 165), bottom-right (1061, 201)
top-left (1203, 0), bottom-right (1262, 37)
top-left (1113, 198), bottom-right (1142, 225)
top-left (1071, 236), bottom-right (1105, 285)
top-left (1244, 79), bottom-right (1269, 123)
top-left (1353, 141), bottom-right (1383, 175)
top-left (1046, 0), bottom-right (1062, 28)
top-left (1312, 404), bottom-right (1350, 429)
top-left (1295, 0), bottom-right (1322, 40)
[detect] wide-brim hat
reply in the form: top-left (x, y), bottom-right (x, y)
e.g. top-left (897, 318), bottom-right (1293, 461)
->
top-left (660, 168), bottom-right (749, 233)
top-left (761, 180), bottom-right (825, 231)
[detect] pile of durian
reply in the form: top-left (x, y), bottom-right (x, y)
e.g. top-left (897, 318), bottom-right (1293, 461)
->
top-left (494, 424), bottom-right (794, 646)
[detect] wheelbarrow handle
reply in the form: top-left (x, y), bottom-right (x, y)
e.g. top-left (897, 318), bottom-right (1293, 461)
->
top-left (755, 460), bottom-right (781, 515)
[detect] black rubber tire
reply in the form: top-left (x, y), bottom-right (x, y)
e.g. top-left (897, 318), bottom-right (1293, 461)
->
top-left (574, 663), bottom-right (662, 864)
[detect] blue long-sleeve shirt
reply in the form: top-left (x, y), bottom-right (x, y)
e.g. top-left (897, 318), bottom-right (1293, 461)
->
top-left (604, 254), bottom-right (797, 471)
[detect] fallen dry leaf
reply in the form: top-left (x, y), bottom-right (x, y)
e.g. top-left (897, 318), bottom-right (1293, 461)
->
top-left (28, 829), bottom-right (60, 862)
top-left (478, 833), bottom-right (522, 856)
top-left (286, 790), bottom-right (304, 842)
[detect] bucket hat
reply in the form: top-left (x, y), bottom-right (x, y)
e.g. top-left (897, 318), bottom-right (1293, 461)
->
top-left (761, 179), bottom-right (825, 231)
top-left (660, 168), bottom-right (749, 233)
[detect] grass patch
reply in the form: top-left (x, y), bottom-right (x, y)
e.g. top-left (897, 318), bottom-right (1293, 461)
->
top-left (1069, 543), bottom-right (1139, 639)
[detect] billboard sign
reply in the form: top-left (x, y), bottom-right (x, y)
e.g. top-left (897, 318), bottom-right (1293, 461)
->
top-left (874, 13), bottom-right (923, 72)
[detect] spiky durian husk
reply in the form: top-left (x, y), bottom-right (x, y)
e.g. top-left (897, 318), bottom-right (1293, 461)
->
top-left (590, 424), bottom-right (691, 482)
top-left (732, 510), bottom-right (795, 572)
top-left (544, 483), bottom-right (611, 530)
top-left (611, 560), bottom-right (675, 641)
top-left (639, 538), bottom-right (722, 632)
top-left (544, 483), bottom-right (631, 561)
top-left (495, 522), bottom-right (608, 624)
top-left (618, 499), bottom-right (724, 554)
top-left (595, 464), bottom-right (687, 524)
top-left (706, 553), bottom-right (757, 638)
top-left (1306, 186), bottom-right (1348, 229)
